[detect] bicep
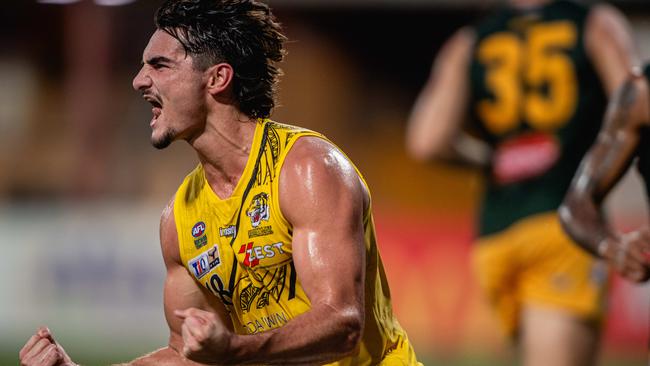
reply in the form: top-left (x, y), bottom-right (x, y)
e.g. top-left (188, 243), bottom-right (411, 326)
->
top-left (159, 199), bottom-right (231, 351)
top-left (279, 138), bottom-right (366, 309)
top-left (585, 4), bottom-right (640, 96)
top-left (163, 264), bottom-right (232, 349)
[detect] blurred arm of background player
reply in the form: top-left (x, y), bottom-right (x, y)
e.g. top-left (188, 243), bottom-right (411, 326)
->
top-left (405, 3), bottom-right (640, 167)
top-left (560, 71), bottom-right (650, 283)
top-left (405, 26), bottom-right (487, 166)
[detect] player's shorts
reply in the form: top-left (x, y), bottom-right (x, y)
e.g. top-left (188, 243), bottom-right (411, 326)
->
top-left (472, 212), bottom-right (609, 338)
top-left (321, 332), bottom-right (422, 366)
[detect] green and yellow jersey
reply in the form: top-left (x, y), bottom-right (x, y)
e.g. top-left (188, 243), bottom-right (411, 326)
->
top-left (468, 0), bottom-right (606, 236)
top-left (173, 119), bottom-right (419, 365)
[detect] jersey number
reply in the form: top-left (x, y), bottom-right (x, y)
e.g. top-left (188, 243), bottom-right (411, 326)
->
top-left (477, 21), bottom-right (578, 135)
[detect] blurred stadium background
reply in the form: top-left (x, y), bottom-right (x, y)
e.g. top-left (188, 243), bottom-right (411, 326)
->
top-left (1, 0), bottom-right (650, 365)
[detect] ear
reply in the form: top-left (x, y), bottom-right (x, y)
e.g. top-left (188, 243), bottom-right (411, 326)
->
top-left (205, 63), bottom-right (234, 95)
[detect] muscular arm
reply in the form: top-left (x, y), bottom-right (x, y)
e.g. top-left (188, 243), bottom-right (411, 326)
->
top-left (560, 74), bottom-right (650, 256)
top-left (406, 28), bottom-right (489, 165)
top-left (119, 200), bottom-right (231, 366)
top-left (19, 200), bottom-right (233, 366)
top-left (216, 137), bottom-right (366, 365)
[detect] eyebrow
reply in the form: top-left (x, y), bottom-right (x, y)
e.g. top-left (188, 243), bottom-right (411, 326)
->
top-left (142, 56), bottom-right (174, 66)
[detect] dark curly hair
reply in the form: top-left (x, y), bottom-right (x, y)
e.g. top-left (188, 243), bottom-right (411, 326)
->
top-left (155, 0), bottom-right (286, 119)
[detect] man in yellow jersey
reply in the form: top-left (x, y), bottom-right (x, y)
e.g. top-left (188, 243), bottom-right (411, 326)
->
top-left (406, 0), bottom-right (638, 365)
top-left (19, 1), bottom-right (420, 365)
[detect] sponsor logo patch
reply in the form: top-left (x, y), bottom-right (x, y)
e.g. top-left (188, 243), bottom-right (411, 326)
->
top-left (194, 236), bottom-right (208, 249)
top-left (492, 132), bottom-right (560, 185)
top-left (191, 221), bottom-right (208, 249)
top-left (189, 245), bottom-right (221, 279)
top-left (238, 242), bottom-right (285, 268)
top-left (248, 225), bottom-right (273, 238)
top-left (192, 222), bottom-right (206, 238)
top-left (219, 225), bottom-right (237, 238)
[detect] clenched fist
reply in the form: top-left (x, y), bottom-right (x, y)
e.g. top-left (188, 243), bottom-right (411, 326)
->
top-left (600, 228), bottom-right (650, 282)
top-left (175, 308), bottom-right (234, 364)
top-left (19, 327), bottom-right (76, 366)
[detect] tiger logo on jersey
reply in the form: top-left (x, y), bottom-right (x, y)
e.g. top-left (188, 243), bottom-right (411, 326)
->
top-left (247, 192), bottom-right (270, 228)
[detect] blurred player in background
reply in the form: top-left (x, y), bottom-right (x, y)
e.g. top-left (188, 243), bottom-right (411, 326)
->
top-left (406, 0), bottom-right (639, 365)
top-left (560, 66), bottom-right (650, 283)
top-left (19, 0), bottom-right (420, 365)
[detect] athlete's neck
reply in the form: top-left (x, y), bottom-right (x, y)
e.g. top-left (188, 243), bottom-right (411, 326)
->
top-left (509, 0), bottom-right (551, 9)
top-left (191, 107), bottom-right (258, 199)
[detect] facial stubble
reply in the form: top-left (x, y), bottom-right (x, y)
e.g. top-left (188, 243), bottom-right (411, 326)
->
top-left (152, 128), bottom-right (176, 150)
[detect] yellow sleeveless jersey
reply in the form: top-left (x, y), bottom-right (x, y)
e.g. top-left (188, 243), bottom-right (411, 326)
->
top-left (173, 120), bottom-right (419, 365)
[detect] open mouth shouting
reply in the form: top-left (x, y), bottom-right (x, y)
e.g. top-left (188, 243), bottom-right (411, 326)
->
top-left (144, 95), bottom-right (163, 126)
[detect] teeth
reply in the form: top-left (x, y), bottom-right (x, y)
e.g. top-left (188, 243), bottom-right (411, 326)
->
top-left (143, 95), bottom-right (162, 108)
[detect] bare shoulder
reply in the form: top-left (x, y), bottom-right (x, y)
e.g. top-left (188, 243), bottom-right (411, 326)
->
top-left (587, 3), bottom-right (629, 29)
top-left (585, 3), bottom-right (635, 47)
top-left (437, 27), bottom-right (475, 65)
top-left (584, 3), bottom-right (639, 95)
top-left (279, 136), bottom-right (367, 223)
top-left (449, 27), bottom-right (475, 48)
top-left (160, 197), bottom-right (182, 267)
top-left (281, 136), bottom-right (362, 190)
